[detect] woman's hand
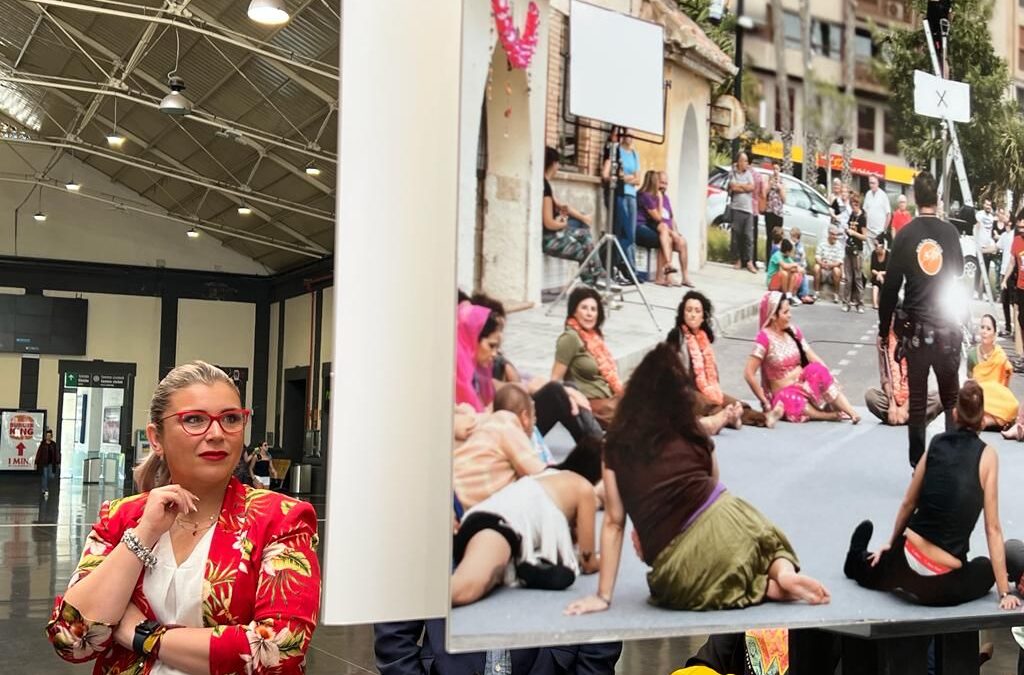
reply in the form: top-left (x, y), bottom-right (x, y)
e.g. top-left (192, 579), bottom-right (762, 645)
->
top-left (136, 484), bottom-right (198, 543)
top-left (564, 595), bottom-right (610, 616)
top-left (868, 544), bottom-right (891, 568)
top-left (1000, 593), bottom-right (1022, 610)
top-left (113, 602), bottom-right (147, 650)
top-left (565, 387), bottom-right (591, 415)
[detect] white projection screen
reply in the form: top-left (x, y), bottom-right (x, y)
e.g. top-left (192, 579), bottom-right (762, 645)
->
top-left (568, 0), bottom-right (665, 135)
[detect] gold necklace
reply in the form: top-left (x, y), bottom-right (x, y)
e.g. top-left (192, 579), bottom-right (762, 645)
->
top-left (174, 513), bottom-right (217, 537)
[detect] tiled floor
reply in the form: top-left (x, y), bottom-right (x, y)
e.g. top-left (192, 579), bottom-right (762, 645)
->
top-left (3, 473), bottom-right (1020, 675)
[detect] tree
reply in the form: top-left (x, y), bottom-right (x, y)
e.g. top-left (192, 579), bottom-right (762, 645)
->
top-left (799, 0), bottom-right (814, 184)
top-left (875, 0), bottom-right (1024, 203)
top-left (677, 0), bottom-right (773, 165)
top-left (841, 0), bottom-right (856, 187)
top-left (771, 0), bottom-right (793, 174)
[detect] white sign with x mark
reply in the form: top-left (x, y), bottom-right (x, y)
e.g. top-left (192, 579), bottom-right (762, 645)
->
top-left (914, 70), bottom-right (971, 123)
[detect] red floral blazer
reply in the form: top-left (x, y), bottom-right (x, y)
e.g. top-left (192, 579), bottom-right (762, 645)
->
top-left (45, 478), bottom-right (321, 674)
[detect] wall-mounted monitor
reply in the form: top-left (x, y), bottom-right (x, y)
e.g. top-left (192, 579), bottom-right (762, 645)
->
top-left (0, 295), bottom-right (88, 355)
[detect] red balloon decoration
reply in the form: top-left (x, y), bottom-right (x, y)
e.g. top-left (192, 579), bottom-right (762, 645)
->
top-left (492, 0), bottom-right (540, 70)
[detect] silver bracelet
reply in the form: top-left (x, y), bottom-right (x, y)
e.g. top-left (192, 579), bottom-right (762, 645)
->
top-left (122, 528), bottom-right (157, 569)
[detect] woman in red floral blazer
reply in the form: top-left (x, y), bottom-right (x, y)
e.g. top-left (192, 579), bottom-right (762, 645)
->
top-left (45, 361), bottom-right (321, 675)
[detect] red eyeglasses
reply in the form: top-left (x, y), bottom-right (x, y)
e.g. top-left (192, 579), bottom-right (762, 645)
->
top-left (159, 409), bottom-right (251, 436)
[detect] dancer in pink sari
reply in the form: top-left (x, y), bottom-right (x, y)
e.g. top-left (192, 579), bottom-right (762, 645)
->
top-left (455, 302), bottom-right (502, 412)
top-left (744, 292), bottom-right (860, 423)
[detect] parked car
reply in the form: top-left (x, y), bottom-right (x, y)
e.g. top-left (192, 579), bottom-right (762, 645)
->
top-left (706, 166), bottom-right (833, 244)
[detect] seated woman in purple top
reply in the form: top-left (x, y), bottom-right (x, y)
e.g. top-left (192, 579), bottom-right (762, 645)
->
top-left (636, 170), bottom-right (693, 287)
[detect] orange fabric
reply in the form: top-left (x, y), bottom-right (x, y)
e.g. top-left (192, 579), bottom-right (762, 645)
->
top-left (566, 317), bottom-right (624, 396)
top-left (685, 329), bottom-right (723, 406)
top-left (768, 272), bottom-right (803, 292)
top-left (46, 478), bottom-right (321, 675)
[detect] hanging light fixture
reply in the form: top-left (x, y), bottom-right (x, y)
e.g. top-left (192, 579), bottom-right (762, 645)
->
top-left (304, 162), bottom-right (321, 176)
top-left (107, 96), bottom-right (125, 148)
top-left (237, 202), bottom-right (252, 215)
top-left (160, 31), bottom-right (192, 115)
top-left (33, 186), bottom-right (46, 221)
top-left (248, 0), bottom-right (290, 25)
top-left (160, 76), bottom-right (192, 115)
top-left (186, 227), bottom-right (200, 238)
top-left (65, 178), bottom-right (80, 192)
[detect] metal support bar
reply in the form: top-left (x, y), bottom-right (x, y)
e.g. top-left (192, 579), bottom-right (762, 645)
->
top-left (4, 136), bottom-right (334, 221)
top-left (24, 0), bottom-right (339, 80)
top-left (0, 174), bottom-right (323, 257)
top-left (14, 14), bottom-right (44, 69)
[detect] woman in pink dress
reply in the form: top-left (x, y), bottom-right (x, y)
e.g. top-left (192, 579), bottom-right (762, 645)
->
top-left (744, 291), bottom-right (861, 423)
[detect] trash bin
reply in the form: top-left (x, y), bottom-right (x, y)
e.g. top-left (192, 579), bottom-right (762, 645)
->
top-left (289, 464), bottom-right (311, 494)
top-left (102, 456), bottom-right (120, 485)
top-left (83, 457), bottom-right (101, 484)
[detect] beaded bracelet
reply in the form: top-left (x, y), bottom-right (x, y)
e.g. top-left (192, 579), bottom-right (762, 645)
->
top-left (122, 529), bottom-right (157, 569)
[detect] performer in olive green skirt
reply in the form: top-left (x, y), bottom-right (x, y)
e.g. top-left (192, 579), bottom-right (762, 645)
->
top-left (566, 343), bottom-right (830, 615)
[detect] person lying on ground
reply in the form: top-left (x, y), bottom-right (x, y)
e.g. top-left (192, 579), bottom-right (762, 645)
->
top-left (565, 344), bottom-right (830, 615)
top-left (451, 457), bottom-right (604, 606)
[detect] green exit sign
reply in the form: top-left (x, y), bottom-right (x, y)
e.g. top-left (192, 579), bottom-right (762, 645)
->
top-left (64, 373), bottom-right (78, 387)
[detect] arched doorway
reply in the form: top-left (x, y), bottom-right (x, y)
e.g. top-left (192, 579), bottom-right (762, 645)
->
top-left (677, 104), bottom-right (703, 268)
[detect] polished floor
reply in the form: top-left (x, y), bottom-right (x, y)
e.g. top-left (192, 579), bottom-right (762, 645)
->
top-left (2, 473), bottom-right (1020, 675)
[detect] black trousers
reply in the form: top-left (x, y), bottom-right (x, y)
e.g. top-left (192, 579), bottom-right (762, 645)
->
top-left (765, 212), bottom-right (783, 268)
top-left (904, 328), bottom-right (960, 467)
top-left (532, 382), bottom-right (602, 443)
top-left (1004, 286), bottom-right (1014, 331)
top-left (845, 533), bottom-right (994, 607)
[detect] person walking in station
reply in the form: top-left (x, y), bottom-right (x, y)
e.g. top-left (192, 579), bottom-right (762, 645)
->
top-left (35, 429), bottom-right (59, 498)
top-left (878, 171), bottom-right (964, 468)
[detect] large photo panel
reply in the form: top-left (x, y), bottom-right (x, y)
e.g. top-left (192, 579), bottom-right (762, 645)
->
top-left (447, 0), bottom-right (1024, 653)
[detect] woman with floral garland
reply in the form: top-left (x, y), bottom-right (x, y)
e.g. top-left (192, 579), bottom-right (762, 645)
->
top-left (46, 361), bottom-right (321, 674)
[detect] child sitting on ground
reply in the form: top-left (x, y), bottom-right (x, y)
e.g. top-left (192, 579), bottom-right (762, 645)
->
top-left (766, 239), bottom-right (804, 296)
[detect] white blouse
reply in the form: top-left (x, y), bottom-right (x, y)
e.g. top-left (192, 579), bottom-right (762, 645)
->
top-left (142, 526), bottom-right (216, 675)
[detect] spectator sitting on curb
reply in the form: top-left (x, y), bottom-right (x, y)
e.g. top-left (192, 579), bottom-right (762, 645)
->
top-left (790, 227), bottom-right (815, 304)
top-left (814, 226), bottom-right (845, 303)
top-left (766, 239), bottom-right (804, 296)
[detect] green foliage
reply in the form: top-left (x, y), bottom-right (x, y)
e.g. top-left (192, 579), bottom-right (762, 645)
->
top-left (874, 0), bottom-right (1024, 202)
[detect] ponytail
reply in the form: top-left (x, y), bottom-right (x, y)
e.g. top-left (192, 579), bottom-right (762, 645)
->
top-left (133, 451), bottom-right (169, 493)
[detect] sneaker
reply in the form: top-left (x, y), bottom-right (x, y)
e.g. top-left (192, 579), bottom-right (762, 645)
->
top-left (593, 277), bottom-right (622, 293)
top-left (857, 306), bottom-right (865, 314)
top-left (843, 304), bottom-right (850, 313)
top-left (1000, 329), bottom-right (1012, 338)
top-left (516, 558), bottom-right (576, 590)
top-left (42, 490), bottom-right (48, 499)
top-left (612, 270), bottom-right (636, 286)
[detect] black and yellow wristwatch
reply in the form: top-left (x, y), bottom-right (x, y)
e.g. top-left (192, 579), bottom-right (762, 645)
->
top-left (132, 619), bottom-right (163, 657)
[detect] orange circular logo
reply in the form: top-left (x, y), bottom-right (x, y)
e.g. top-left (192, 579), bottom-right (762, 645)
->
top-left (916, 239), bottom-right (943, 276)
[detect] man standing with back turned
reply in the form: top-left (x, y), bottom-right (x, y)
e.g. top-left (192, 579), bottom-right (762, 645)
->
top-left (877, 171), bottom-right (964, 468)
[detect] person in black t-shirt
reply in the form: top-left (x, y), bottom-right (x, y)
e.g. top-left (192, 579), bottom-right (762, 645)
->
top-left (843, 193), bottom-right (868, 313)
top-left (541, 146), bottom-right (605, 285)
top-left (878, 171), bottom-right (965, 467)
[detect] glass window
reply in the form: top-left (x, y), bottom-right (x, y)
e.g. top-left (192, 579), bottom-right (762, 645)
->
top-left (855, 30), bottom-right (874, 62)
top-left (812, 21), bottom-right (842, 60)
top-left (858, 105), bottom-right (877, 152)
top-left (883, 109), bottom-right (899, 155)
top-left (783, 178), bottom-right (811, 210)
top-left (783, 11), bottom-right (801, 50)
top-left (1017, 87), bottom-right (1024, 113)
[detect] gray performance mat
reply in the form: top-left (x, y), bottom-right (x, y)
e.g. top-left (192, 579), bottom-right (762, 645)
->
top-left (448, 409), bottom-right (1024, 650)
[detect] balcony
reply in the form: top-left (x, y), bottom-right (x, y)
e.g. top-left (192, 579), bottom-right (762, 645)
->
top-left (856, 0), bottom-right (914, 26)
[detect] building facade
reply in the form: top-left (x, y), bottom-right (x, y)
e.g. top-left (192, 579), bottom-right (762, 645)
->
top-left (740, 0), bottom-right (916, 196)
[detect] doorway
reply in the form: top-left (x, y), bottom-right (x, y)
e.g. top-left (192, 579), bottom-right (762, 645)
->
top-left (56, 360), bottom-right (136, 488)
top-left (281, 366), bottom-right (308, 462)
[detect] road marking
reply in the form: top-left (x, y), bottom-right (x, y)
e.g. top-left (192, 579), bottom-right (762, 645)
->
top-left (832, 370), bottom-right (842, 377)
top-left (838, 359), bottom-right (850, 366)
top-left (846, 350), bottom-right (858, 357)
top-left (854, 344), bottom-right (864, 349)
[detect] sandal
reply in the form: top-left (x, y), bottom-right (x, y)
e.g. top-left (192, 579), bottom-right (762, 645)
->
top-left (662, 265), bottom-right (678, 276)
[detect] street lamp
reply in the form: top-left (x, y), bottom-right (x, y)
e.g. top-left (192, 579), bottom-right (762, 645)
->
top-left (732, 0), bottom-right (747, 161)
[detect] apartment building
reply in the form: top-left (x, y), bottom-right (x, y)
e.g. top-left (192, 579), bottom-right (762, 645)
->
top-left (740, 0), bottom-right (916, 195)
top-left (990, 0), bottom-right (1024, 111)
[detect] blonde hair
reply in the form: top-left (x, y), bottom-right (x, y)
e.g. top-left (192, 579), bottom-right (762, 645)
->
top-left (133, 361), bottom-right (240, 492)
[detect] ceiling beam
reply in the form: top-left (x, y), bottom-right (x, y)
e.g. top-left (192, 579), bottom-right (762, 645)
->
top-left (23, 0), bottom-right (339, 80)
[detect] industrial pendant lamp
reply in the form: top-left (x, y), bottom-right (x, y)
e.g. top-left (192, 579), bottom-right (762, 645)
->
top-left (107, 97), bottom-right (125, 147)
top-left (65, 178), bottom-right (80, 192)
top-left (160, 76), bottom-right (192, 115)
top-left (33, 186), bottom-right (47, 222)
top-left (160, 31), bottom-right (192, 115)
top-left (237, 202), bottom-right (252, 215)
top-left (304, 162), bottom-right (321, 176)
top-left (248, 0), bottom-right (290, 25)
top-left (186, 227), bottom-right (200, 238)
